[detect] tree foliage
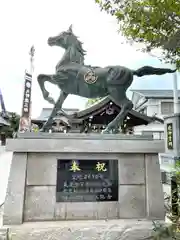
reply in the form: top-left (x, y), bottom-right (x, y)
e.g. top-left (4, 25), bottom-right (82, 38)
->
top-left (0, 112), bottom-right (20, 138)
top-left (95, 0), bottom-right (180, 68)
top-left (141, 162), bottom-right (180, 239)
top-left (86, 98), bottom-right (103, 107)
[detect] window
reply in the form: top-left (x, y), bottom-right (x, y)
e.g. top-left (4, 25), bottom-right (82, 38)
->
top-left (160, 132), bottom-right (164, 140)
top-left (56, 159), bottom-right (118, 202)
top-left (142, 131), bottom-right (164, 140)
top-left (153, 132), bottom-right (164, 140)
top-left (153, 132), bottom-right (160, 140)
top-left (161, 102), bottom-right (174, 115)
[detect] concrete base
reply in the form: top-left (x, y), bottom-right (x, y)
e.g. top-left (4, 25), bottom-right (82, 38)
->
top-left (0, 220), bottom-right (165, 240)
top-left (3, 133), bottom-right (165, 225)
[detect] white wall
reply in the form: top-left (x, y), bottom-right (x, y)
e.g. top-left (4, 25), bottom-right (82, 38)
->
top-left (134, 98), bottom-right (163, 136)
top-left (146, 99), bottom-right (161, 117)
top-left (0, 147), bottom-right (12, 205)
top-left (133, 98), bottom-right (174, 138)
top-left (134, 122), bottom-right (164, 135)
top-left (138, 98), bottom-right (174, 118)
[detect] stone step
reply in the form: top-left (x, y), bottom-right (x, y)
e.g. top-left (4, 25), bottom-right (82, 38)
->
top-left (1, 220), bottom-right (164, 240)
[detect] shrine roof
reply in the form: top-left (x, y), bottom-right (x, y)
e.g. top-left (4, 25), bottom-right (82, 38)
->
top-left (68, 96), bottom-right (163, 124)
top-left (33, 108), bottom-right (79, 122)
top-left (32, 97), bottom-right (163, 127)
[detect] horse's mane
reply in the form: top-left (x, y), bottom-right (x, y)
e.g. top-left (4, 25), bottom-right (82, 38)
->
top-left (70, 33), bottom-right (86, 64)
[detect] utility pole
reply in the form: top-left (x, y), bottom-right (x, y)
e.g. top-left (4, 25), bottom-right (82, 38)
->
top-left (173, 68), bottom-right (179, 114)
top-left (171, 64), bottom-right (179, 217)
top-left (29, 46), bottom-right (35, 130)
top-left (29, 45), bottom-right (35, 75)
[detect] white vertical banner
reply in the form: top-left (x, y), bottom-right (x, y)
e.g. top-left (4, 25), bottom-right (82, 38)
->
top-left (19, 72), bottom-right (32, 132)
top-left (19, 46), bottom-right (35, 132)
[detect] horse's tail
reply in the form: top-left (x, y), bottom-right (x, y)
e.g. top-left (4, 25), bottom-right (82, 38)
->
top-left (133, 66), bottom-right (176, 77)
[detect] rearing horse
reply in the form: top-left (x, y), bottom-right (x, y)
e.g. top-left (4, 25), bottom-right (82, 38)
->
top-left (37, 25), bottom-right (176, 133)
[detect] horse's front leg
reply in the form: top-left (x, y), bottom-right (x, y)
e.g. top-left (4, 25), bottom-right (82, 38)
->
top-left (41, 91), bottom-right (68, 132)
top-left (37, 74), bottom-right (57, 105)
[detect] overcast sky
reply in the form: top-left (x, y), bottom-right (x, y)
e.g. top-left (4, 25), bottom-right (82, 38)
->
top-left (0, 0), bottom-right (178, 117)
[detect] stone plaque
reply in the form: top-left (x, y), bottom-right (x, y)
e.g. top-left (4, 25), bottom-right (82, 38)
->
top-left (56, 159), bottom-right (118, 202)
top-left (167, 123), bottom-right (173, 150)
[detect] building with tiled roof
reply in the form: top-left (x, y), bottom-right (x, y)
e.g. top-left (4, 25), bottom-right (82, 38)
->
top-left (131, 89), bottom-right (180, 139)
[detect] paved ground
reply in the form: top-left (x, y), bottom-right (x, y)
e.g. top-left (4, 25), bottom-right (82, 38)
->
top-left (3, 219), bottom-right (157, 229)
top-left (1, 219), bottom-right (163, 240)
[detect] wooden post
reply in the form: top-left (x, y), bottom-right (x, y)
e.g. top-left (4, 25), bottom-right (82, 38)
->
top-left (171, 175), bottom-right (178, 216)
top-left (0, 132), bottom-right (6, 146)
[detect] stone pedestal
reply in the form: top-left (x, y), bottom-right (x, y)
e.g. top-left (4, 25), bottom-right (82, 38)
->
top-left (3, 133), bottom-right (165, 225)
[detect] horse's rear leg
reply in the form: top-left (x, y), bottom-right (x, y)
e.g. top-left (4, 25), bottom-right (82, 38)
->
top-left (103, 95), bottom-right (133, 134)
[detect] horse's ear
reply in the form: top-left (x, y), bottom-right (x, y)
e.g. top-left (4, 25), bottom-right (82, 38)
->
top-left (68, 24), bottom-right (73, 33)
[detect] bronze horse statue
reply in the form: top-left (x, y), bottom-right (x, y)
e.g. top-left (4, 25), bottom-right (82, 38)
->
top-left (37, 25), bottom-right (176, 133)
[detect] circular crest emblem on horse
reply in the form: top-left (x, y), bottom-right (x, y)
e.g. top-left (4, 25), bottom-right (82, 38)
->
top-left (84, 69), bottom-right (98, 84)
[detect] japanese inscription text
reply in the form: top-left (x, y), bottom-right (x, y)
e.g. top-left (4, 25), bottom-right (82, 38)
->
top-left (56, 159), bottom-right (118, 202)
top-left (167, 123), bottom-right (173, 150)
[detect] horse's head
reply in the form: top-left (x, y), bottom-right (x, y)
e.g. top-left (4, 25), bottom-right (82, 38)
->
top-left (48, 25), bottom-right (86, 64)
top-left (48, 25), bottom-right (77, 49)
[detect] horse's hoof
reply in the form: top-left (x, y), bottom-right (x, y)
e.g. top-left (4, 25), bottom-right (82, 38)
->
top-left (39, 126), bottom-right (49, 132)
top-left (101, 129), bottom-right (110, 134)
top-left (112, 129), bottom-right (120, 134)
